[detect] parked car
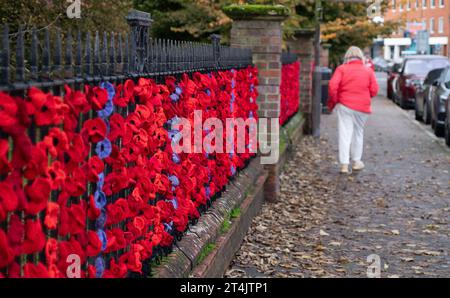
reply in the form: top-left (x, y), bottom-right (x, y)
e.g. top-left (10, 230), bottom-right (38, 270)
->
top-left (373, 57), bottom-right (389, 72)
top-left (429, 66), bottom-right (450, 137)
top-left (445, 97), bottom-right (450, 145)
top-left (396, 55), bottom-right (449, 109)
top-left (387, 62), bottom-right (402, 100)
top-left (415, 67), bottom-right (445, 124)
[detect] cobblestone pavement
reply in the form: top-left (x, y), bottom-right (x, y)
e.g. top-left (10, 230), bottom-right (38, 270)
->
top-left (226, 92), bottom-right (450, 278)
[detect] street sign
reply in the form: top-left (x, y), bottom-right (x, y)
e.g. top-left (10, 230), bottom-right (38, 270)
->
top-left (416, 30), bottom-right (429, 55)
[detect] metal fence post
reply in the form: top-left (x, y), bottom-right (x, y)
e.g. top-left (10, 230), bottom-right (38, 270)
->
top-left (126, 9), bottom-right (153, 74)
top-left (210, 34), bottom-right (221, 68)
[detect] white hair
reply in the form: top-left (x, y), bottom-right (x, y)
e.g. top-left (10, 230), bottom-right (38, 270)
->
top-left (344, 46), bottom-right (364, 63)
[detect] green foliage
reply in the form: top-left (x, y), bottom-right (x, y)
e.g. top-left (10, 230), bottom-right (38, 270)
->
top-left (230, 207), bottom-right (241, 219)
top-left (0, 0), bottom-right (132, 33)
top-left (290, 0), bottom-right (401, 65)
top-left (222, 4), bottom-right (290, 19)
top-left (220, 218), bottom-right (232, 234)
top-left (197, 243), bottom-right (216, 265)
top-left (134, 0), bottom-right (236, 42)
top-left (219, 207), bottom-right (241, 234)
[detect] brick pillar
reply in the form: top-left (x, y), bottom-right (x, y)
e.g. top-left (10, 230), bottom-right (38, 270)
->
top-left (286, 29), bottom-right (315, 135)
top-left (320, 43), bottom-right (330, 68)
top-left (226, 7), bottom-right (288, 203)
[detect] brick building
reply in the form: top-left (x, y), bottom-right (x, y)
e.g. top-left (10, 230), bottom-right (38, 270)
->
top-left (383, 0), bottom-right (449, 60)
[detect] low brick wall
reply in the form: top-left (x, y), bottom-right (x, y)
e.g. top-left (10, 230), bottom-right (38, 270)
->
top-left (279, 112), bottom-right (305, 170)
top-left (153, 112), bottom-right (304, 278)
top-left (153, 157), bottom-right (268, 278)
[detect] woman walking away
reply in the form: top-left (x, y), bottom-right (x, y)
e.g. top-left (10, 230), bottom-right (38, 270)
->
top-left (327, 46), bottom-right (379, 174)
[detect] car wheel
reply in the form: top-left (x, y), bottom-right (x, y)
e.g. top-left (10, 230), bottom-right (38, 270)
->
top-left (445, 121), bottom-right (450, 146)
top-left (415, 102), bottom-right (423, 121)
top-left (400, 94), bottom-right (408, 109)
top-left (434, 123), bottom-right (445, 137)
top-left (423, 102), bottom-right (431, 125)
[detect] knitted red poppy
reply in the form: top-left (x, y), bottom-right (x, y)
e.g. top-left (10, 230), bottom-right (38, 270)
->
top-left (0, 92), bottom-right (18, 128)
top-left (81, 117), bottom-right (107, 144)
top-left (23, 262), bottom-right (50, 278)
top-left (44, 202), bottom-right (59, 230)
top-left (27, 87), bottom-right (67, 126)
top-left (22, 219), bottom-right (46, 254)
top-left (64, 84), bottom-right (90, 114)
top-left (24, 177), bottom-right (51, 215)
top-left (0, 229), bottom-right (15, 268)
top-left (0, 139), bottom-right (11, 175)
top-left (0, 181), bottom-right (18, 222)
top-left (85, 231), bottom-right (102, 257)
top-left (85, 85), bottom-right (108, 111)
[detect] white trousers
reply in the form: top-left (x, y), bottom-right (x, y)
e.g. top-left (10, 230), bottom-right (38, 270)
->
top-left (336, 104), bottom-right (369, 165)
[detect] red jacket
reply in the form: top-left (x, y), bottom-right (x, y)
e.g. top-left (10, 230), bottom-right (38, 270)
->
top-left (327, 59), bottom-right (379, 113)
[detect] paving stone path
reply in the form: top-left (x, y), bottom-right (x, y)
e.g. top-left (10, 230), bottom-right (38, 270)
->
top-left (226, 91), bottom-right (450, 278)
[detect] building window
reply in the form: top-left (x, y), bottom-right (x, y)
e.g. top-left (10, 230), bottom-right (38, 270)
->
top-left (430, 18), bottom-right (435, 33)
top-left (392, 0), bottom-right (397, 10)
top-left (423, 0), bottom-right (427, 8)
top-left (440, 0), bottom-right (444, 7)
top-left (438, 17), bottom-right (444, 32)
top-left (431, 0), bottom-right (436, 7)
top-left (416, 0), bottom-right (419, 8)
top-left (399, 2), bottom-right (403, 10)
top-left (423, 19), bottom-right (427, 30)
top-left (407, 0), bottom-right (411, 9)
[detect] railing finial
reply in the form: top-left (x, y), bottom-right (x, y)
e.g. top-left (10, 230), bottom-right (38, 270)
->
top-left (126, 9), bottom-right (153, 74)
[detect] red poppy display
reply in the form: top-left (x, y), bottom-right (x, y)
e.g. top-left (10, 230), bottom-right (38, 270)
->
top-left (280, 61), bottom-right (300, 125)
top-left (0, 66), bottom-right (259, 278)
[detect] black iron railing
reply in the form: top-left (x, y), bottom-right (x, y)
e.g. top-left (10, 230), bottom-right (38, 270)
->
top-left (0, 9), bottom-right (252, 92)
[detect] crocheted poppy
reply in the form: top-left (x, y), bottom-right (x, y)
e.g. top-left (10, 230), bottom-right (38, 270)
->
top-left (0, 92), bottom-right (18, 128)
top-left (64, 167), bottom-right (87, 197)
top-left (113, 80), bottom-right (135, 107)
top-left (105, 198), bottom-right (130, 226)
top-left (85, 85), bottom-right (108, 111)
top-left (24, 177), bottom-right (51, 215)
top-left (6, 214), bottom-right (24, 257)
top-left (84, 230), bottom-right (102, 257)
top-left (45, 238), bottom-right (59, 266)
top-left (0, 139), bottom-right (11, 175)
top-left (40, 127), bottom-right (69, 159)
top-left (58, 203), bottom-right (86, 236)
top-left (0, 181), bottom-right (18, 222)
top-left (44, 202), bottom-right (59, 230)
top-left (48, 161), bottom-right (66, 190)
top-left (0, 229), bottom-right (15, 268)
top-left (102, 258), bottom-right (128, 278)
top-left (22, 219), bottom-right (46, 254)
top-left (108, 113), bottom-right (125, 141)
top-left (81, 118), bottom-right (107, 144)
top-left (23, 262), bottom-right (50, 278)
top-left (64, 84), bottom-right (90, 114)
top-left (26, 87), bottom-right (67, 126)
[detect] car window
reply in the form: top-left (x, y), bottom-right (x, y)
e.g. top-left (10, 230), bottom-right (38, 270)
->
top-left (445, 69), bottom-right (450, 89)
top-left (425, 68), bottom-right (444, 84)
top-left (404, 59), bottom-right (449, 75)
top-left (393, 63), bottom-right (402, 73)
